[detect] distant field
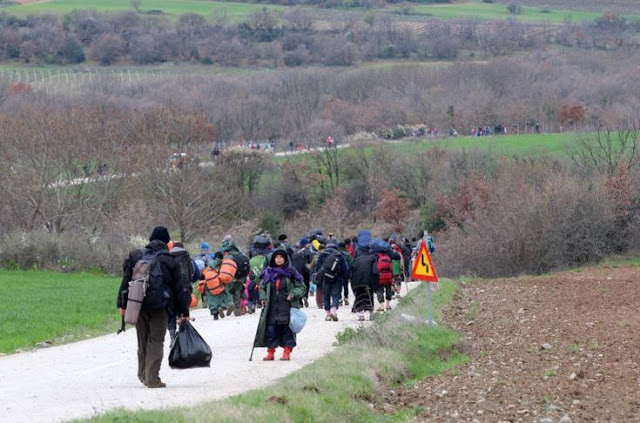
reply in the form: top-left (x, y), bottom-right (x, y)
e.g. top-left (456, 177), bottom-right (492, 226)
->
top-left (2, 0), bottom-right (288, 20)
top-left (0, 270), bottom-right (121, 354)
top-left (398, 1), bottom-right (635, 24)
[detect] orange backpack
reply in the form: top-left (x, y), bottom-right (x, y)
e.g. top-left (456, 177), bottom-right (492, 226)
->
top-left (218, 258), bottom-right (238, 283)
top-left (202, 268), bottom-right (226, 296)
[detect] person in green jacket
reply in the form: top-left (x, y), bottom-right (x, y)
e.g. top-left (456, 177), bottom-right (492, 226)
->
top-left (210, 235), bottom-right (246, 316)
top-left (255, 249), bottom-right (306, 361)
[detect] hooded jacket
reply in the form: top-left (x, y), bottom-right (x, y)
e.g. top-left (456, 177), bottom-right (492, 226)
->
top-left (253, 249), bottom-right (306, 348)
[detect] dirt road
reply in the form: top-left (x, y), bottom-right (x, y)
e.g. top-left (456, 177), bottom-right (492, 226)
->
top-left (0, 287), bottom-right (407, 423)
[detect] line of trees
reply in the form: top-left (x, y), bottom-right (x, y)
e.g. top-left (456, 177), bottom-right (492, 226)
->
top-left (0, 7), bottom-right (638, 66)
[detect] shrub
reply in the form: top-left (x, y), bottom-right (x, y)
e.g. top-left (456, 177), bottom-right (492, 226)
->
top-left (0, 231), bottom-right (124, 275)
top-left (507, 4), bottom-right (522, 14)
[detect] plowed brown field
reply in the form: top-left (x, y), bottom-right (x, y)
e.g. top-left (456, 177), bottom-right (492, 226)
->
top-left (389, 265), bottom-right (640, 422)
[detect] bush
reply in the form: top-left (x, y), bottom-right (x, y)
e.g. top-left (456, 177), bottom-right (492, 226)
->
top-left (507, 3), bottom-right (522, 14)
top-left (0, 231), bottom-right (125, 275)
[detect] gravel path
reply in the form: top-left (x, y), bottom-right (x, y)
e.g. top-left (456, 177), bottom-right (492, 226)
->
top-left (0, 286), bottom-right (415, 422)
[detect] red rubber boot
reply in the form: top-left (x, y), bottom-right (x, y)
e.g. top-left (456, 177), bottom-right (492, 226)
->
top-left (280, 347), bottom-right (292, 361)
top-left (263, 348), bottom-right (275, 361)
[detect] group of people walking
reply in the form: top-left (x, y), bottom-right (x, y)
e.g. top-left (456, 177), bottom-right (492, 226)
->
top-left (117, 226), bottom-right (433, 387)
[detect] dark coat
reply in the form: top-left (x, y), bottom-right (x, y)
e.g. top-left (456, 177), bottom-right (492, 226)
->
top-left (349, 250), bottom-right (380, 291)
top-left (117, 240), bottom-right (190, 317)
top-left (314, 246), bottom-right (349, 286)
top-left (253, 250), bottom-right (306, 348)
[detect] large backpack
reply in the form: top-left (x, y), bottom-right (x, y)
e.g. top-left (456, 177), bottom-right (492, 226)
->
top-left (317, 251), bottom-right (342, 283)
top-left (201, 267), bottom-right (229, 296)
top-left (377, 253), bottom-right (393, 286)
top-left (124, 249), bottom-right (166, 324)
top-left (233, 253), bottom-right (251, 280)
top-left (249, 255), bottom-right (267, 281)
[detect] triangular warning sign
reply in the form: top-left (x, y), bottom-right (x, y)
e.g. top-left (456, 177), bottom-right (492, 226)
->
top-left (411, 240), bottom-right (438, 282)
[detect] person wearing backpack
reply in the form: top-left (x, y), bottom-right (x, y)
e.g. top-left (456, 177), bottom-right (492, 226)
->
top-left (337, 241), bottom-right (353, 307)
top-left (349, 245), bottom-right (379, 321)
top-left (255, 249), bottom-right (306, 361)
top-left (375, 250), bottom-right (394, 313)
top-left (116, 226), bottom-right (190, 388)
top-left (210, 235), bottom-right (247, 317)
top-left (314, 242), bottom-right (349, 321)
top-left (290, 239), bottom-right (312, 308)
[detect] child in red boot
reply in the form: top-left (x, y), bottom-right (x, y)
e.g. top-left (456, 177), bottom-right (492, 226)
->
top-left (256, 249), bottom-right (306, 361)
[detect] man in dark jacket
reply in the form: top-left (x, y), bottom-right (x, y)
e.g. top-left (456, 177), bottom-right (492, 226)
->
top-left (349, 246), bottom-right (379, 321)
top-left (314, 243), bottom-right (349, 321)
top-left (117, 226), bottom-right (190, 388)
top-left (290, 239), bottom-right (312, 307)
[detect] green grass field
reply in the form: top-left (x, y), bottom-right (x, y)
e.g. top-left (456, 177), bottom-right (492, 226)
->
top-left (3, 0), bottom-right (288, 20)
top-left (398, 132), bottom-right (580, 157)
top-left (395, 1), bottom-right (639, 24)
top-left (0, 270), bottom-right (121, 354)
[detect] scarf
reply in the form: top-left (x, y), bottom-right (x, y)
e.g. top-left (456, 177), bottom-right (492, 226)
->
top-left (262, 265), bottom-right (303, 284)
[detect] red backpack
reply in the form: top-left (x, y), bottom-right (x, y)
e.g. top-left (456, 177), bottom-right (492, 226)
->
top-left (377, 253), bottom-right (393, 286)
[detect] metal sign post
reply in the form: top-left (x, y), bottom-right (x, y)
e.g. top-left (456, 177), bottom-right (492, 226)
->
top-left (426, 281), bottom-right (433, 325)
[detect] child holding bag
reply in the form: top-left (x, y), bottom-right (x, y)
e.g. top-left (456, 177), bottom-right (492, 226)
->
top-left (257, 249), bottom-right (306, 361)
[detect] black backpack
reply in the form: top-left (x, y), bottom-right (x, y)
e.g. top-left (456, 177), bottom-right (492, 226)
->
top-left (132, 249), bottom-right (168, 311)
top-left (233, 253), bottom-right (251, 280)
top-left (291, 249), bottom-right (311, 276)
top-left (318, 251), bottom-right (342, 282)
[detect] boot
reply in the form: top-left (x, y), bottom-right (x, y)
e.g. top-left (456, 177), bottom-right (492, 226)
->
top-left (218, 306), bottom-right (226, 319)
top-left (281, 346), bottom-right (292, 361)
top-left (263, 348), bottom-right (275, 361)
top-left (226, 303), bottom-right (235, 316)
top-left (385, 300), bottom-right (391, 311)
top-left (330, 307), bottom-right (339, 321)
top-left (213, 312), bottom-right (219, 321)
top-left (344, 298), bottom-right (349, 306)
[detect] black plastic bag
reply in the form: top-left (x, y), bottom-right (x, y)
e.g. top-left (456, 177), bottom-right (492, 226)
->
top-left (169, 320), bottom-right (212, 369)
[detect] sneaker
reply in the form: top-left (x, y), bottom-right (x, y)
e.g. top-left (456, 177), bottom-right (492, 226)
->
top-left (146, 380), bottom-right (166, 388)
top-left (303, 298), bottom-right (309, 308)
top-left (344, 298), bottom-right (349, 306)
top-left (358, 315), bottom-right (365, 322)
top-left (339, 299), bottom-right (343, 306)
top-left (325, 315), bottom-right (332, 321)
top-left (330, 313), bottom-right (339, 322)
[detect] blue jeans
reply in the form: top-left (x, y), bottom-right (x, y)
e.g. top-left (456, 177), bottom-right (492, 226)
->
top-left (265, 323), bottom-right (296, 349)
top-left (323, 278), bottom-right (342, 311)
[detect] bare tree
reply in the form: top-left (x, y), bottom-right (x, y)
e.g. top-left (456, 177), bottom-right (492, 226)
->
top-left (570, 126), bottom-right (640, 176)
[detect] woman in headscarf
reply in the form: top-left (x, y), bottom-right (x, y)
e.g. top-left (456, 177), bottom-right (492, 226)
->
top-left (254, 249), bottom-right (306, 361)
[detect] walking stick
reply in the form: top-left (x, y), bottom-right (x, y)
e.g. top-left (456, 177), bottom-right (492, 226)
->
top-left (249, 305), bottom-right (266, 361)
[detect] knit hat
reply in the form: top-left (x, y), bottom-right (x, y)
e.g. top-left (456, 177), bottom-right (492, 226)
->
top-left (278, 234), bottom-right (287, 241)
top-left (149, 226), bottom-right (170, 244)
top-left (201, 242), bottom-right (210, 250)
top-left (299, 238), bottom-right (309, 247)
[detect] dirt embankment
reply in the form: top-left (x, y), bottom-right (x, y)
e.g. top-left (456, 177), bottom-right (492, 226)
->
top-left (388, 266), bottom-right (640, 422)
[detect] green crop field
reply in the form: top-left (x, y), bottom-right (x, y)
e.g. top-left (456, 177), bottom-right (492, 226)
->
top-left (392, 1), bottom-right (639, 24)
top-left (0, 270), bottom-right (121, 354)
top-left (400, 132), bottom-right (580, 157)
top-left (2, 0), bottom-right (288, 20)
